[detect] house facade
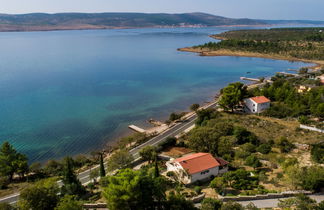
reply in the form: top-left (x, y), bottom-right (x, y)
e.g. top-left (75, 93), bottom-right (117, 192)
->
top-left (244, 96), bottom-right (270, 114)
top-left (166, 153), bottom-right (229, 184)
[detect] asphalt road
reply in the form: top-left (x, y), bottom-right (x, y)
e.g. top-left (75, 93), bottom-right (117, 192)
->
top-left (0, 101), bottom-right (217, 205)
top-left (238, 194), bottom-right (324, 208)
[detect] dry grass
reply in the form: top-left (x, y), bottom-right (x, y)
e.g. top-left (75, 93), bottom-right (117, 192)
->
top-left (162, 147), bottom-right (193, 158)
top-left (219, 113), bottom-right (324, 144)
top-left (0, 182), bottom-right (32, 198)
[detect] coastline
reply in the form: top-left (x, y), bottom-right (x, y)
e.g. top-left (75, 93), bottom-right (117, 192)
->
top-left (178, 47), bottom-right (324, 69)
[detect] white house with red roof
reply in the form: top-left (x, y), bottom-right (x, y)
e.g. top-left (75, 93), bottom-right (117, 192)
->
top-left (166, 153), bottom-right (229, 184)
top-left (243, 96), bottom-right (270, 114)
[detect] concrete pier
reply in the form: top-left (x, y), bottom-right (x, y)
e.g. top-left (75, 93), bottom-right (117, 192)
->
top-left (240, 77), bottom-right (261, 82)
top-left (128, 125), bottom-right (146, 133)
top-left (277, 72), bottom-right (299, 77)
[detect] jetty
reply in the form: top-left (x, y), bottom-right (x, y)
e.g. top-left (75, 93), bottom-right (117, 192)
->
top-left (128, 125), bottom-right (146, 133)
top-left (240, 77), bottom-right (261, 82)
top-left (277, 72), bottom-right (299, 77)
top-left (287, 68), bottom-right (299, 72)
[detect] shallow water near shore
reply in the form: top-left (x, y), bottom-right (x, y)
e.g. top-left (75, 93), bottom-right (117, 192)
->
top-left (0, 27), bottom-right (309, 162)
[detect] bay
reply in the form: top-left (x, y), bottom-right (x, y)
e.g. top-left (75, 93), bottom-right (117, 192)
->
top-left (0, 27), bottom-right (308, 162)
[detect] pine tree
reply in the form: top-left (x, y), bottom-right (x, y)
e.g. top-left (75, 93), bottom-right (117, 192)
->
top-left (99, 153), bottom-right (106, 177)
top-left (61, 157), bottom-right (86, 198)
top-left (154, 154), bottom-right (159, 178)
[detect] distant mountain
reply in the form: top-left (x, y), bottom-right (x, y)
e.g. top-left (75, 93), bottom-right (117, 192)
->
top-left (0, 12), bottom-right (323, 32)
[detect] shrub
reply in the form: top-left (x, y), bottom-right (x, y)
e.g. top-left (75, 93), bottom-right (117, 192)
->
top-left (257, 144), bottom-right (272, 154)
top-left (311, 143), bottom-right (324, 164)
top-left (0, 176), bottom-right (9, 189)
top-left (245, 155), bottom-right (262, 169)
top-left (194, 186), bottom-right (202, 194)
top-left (201, 198), bottom-right (222, 210)
top-left (235, 149), bottom-right (251, 159)
top-left (275, 137), bottom-right (294, 153)
top-left (242, 143), bottom-right (257, 153)
top-left (157, 137), bottom-right (176, 151)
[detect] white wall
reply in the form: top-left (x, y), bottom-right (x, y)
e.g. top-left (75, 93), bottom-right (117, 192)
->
top-left (191, 166), bottom-right (219, 183)
top-left (244, 98), bottom-right (270, 113)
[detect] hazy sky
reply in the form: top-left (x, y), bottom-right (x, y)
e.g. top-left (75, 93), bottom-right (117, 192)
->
top-left (1, 0), bottom-right (324, 20)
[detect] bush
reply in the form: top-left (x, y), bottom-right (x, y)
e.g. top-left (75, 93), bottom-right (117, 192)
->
top-left (235, 148), bottom-right (251, 159)
top-left (275, 137), bottom-right (295, 153)
top-left (242, 143), bottom-right (257, 153)
top-left (0, 203), bottom-right (15, 210)
top-left (233, 127), bottom-right (259, 145)
top-left (194, 186), bottom-right (202, 194)
top-left (157, 137), bottom-right (177, 151)
top-left (311, 143), bottom-right (324, 164)
top-left (245, 155), bottom-right (262, 169)
top-left (0, 176), bottom-right (9, 189)
top-left (201, 198), bottom-right (222, 210)
top-left (257, 144), bottom-right (272, 154)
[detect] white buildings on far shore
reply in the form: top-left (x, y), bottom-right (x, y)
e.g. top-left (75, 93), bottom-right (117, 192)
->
top-left (243, 96), bottom-right (270, 114)
top-left (166, 153), bottom-right (229, 184)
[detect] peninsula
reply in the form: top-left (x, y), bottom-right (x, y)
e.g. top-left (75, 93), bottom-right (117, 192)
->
top-left (179, 27), bottom-right (324, 67)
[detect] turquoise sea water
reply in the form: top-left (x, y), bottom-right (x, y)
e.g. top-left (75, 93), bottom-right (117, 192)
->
top-left (0, 27), bottom-right (309, 162)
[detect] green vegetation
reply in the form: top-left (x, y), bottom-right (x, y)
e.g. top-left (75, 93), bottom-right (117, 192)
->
top-left (99, 153), bottom-right (106, 177)
top-left (190, 103), bottom-right (200, 111)
top-left (18, 178), bottom-right (59, 210)
top-left (60, 157), bottom-right (86, 198)
top-left (55, 195), bottom-right (83, 210)
top-left (0, 142), bottom-right (28, 181)
top-left (311, 142), bottom-right (324, 164)
top-left (219, 82), bottom-right (248, 112)
top-left (257, 76), bottom-right (324, 119)
top-left (101, 168), bottom-right (167, 210)
top-left (139, 146), bottom-right (157, 163)
top-left (107, 150), bottom-right (133, 171)
top-left (196, 28), bottom-right (324, 61)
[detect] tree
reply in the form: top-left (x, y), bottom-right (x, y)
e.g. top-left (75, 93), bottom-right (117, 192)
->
top-left (190, 103), bottom-right (200, 111)
top-left (18, 178), bottom-right (59, 210)
top-left (256, 144), bottom-right (271, 154)
top-left (61, 157), bottom-right (86, 198)
top-left (0, 141), bottom-right (28, 181)
top-left (102, 168), bottom-right (166, 210)
top-left (196, 108), bottom-right (218, 126)
top-left (223, 169), bottom-right (258, 190)
top-left (219, 82), bottom-right (247, 112)
top-left (201, 198), bottom-right (222, 210)
top-left (55, 195), bottom-right (83, 210)
top-left (99, 153), bottom-right (106, 177)
top-left (139, 146), bottom-right (157, 163)
top-left (278, 194), bottom-right (317, 210)
top-left (107, 150), bottom-right (134, 171)
top-left (165, 192), bottom-right (196, 210)
top-left (233, 127), bottom-right (259, 145)
top-left (245, 202), bottom-right (259, 210)
top-left (154, 156), bottom-right (159, 178)
top-left (43, 160), bottom-right (63, 176)
top-left (220, 201), bottom-right (244, 210)
top-left (210, 177), bottom-right (226, 194)
top-left (245, 155), bottom-right (262, 169)
top-left (275, 137), bottom-right (294, 153)
top-left (217, 136), bottom-right (236, 157)
top-left (0, 203), bottom-right (15, 210)
top-left (311, 143), bottom-right (324, 164)
top-left (286, 165), bottom-right (324, 191)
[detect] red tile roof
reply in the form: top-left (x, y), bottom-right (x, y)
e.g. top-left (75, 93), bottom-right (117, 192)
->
top-left (174, 153), bottom-right (228, 175)
top-left (250, 96), bottom-right (270, 104)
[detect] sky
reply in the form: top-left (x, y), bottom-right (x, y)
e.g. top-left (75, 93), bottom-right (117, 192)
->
top-left (1, 0), bottom-right (324, 21)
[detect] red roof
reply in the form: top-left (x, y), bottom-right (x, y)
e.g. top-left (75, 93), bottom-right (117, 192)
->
top-left (174, 153), bottom-right (228, 175)
top-left (250, 96), bottom-right (270, 104)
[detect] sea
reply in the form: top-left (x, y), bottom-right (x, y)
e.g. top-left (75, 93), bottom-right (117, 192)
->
top-left (0, 26), bottom-right (310, 162)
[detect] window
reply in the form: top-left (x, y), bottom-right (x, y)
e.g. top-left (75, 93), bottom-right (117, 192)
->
top-left (200, 170), bottom-right (210, 175)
